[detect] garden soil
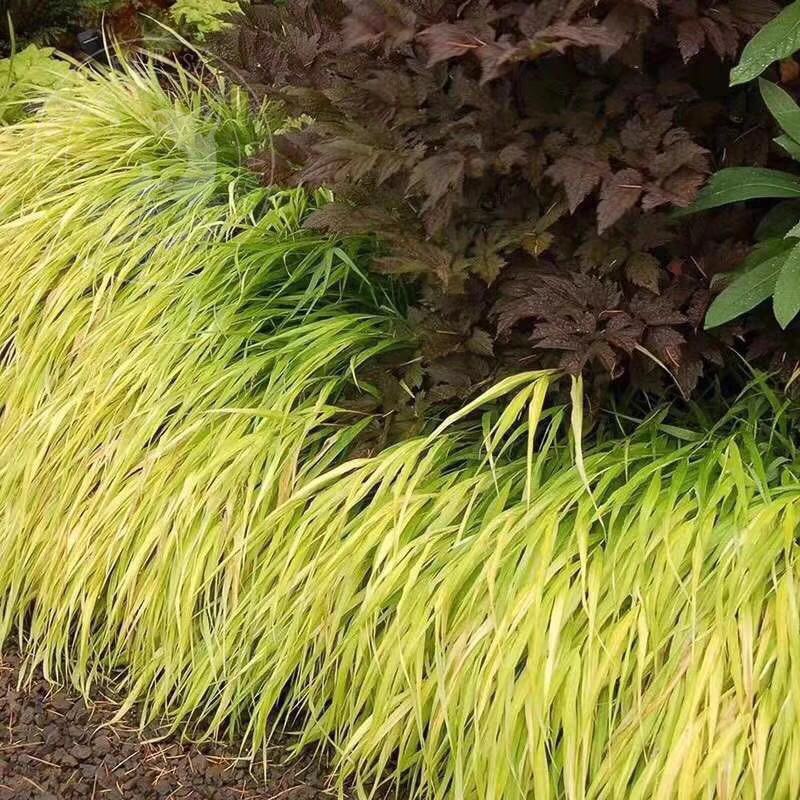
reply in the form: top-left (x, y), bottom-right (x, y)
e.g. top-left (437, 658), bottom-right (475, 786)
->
top-left (0, 651), bottom-right (343, 800)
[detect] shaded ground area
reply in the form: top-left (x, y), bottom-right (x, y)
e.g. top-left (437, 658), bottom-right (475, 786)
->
top-left (0, 652), bottom-right (338, 800)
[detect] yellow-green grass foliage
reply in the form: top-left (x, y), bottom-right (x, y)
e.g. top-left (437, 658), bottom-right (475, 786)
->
top-left (2, 58), bottom-right (800, 800)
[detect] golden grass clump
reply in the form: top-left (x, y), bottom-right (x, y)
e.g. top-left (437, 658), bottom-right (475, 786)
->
top-left (2, 57), bottom-right (800, 800)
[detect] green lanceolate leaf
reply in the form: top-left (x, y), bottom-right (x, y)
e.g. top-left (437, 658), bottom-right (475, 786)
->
top-left (774, 241), bottom-right (800, 327)
top-left (686, 168), bottom-right (800, 214)
top-left (705, 248), bottom-right (790, 328)
top-left (744, 236), bottom-right (796, 267)
top-left (760, 79), bottom-right (800, 144)
top-left (755, 200), bottom-right (800, 240)
top-left (731, 0), bottom-right (800, 86)
top-left (774, 134), bottom-right (800, 160)
top-left (712, 237), bottom-right (795, 290)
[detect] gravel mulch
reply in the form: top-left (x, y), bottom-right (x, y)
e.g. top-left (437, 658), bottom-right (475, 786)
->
top-left (0, 652), bottom-right (340, 800)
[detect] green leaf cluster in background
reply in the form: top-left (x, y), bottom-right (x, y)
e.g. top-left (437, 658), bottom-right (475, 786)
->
top-left (170, 0), bottom-right (241, 40)
top-left (691, 77), bottom-right (800, 329)
top-left (0, 44), bottom-right (74, 124)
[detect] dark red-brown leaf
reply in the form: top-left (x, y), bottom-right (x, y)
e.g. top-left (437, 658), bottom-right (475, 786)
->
top-left (407, 151), bottom-right (465, 210)
top-left (546, 156), bottom-right (609, 213)
top-left (418, 22), bottom-right (487, 65)
top-left (625, 252), bottom-right (662, 293)
top-left (518, 0), bottom-right (562, 37)
top-left (342, 0), bottom-right (417, 49)
top-left (597, 169), bottom-right (644, 233)
top-left (676, 19), bottom-right (705, 62)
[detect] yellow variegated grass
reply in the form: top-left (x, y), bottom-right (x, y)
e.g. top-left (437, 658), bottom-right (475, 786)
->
top-left (2, 58), bottom-right (800, 800)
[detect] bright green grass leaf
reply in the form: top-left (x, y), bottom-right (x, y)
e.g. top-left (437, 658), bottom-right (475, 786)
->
top-left (731, 0), bottom-right (800, 86)
top-left (760, 78), bottom-right (800, 144)
top-left (774, 241), bottom-right (800, 327)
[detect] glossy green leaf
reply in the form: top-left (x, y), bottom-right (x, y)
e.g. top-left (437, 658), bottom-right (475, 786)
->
top-left (731, 0), bottom-right (800, 86)
top-left (705, 250), bottom-right (789, 328)
top-left (755, 200), bottom-right (800, 240)
top-left (745, 237), bottom-right (796, 265)
top-left (774, 241), bottom-right (800, 327)
top-left (774, 134), bottom-right (800, 160)
top-left (686, 168), bottom-right (800, 215)
top-left (760, 79), bottom-right (800, 143)
top-left (710, 237), bottom-right (794, 292)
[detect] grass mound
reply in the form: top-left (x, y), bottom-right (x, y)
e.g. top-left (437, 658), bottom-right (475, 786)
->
top-left (1, 59), bottom-right (800, 800)
top-left (0, 54), bottom-right (409, 720)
